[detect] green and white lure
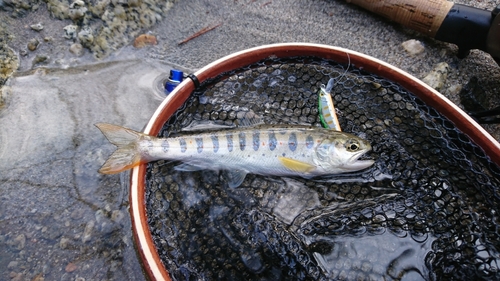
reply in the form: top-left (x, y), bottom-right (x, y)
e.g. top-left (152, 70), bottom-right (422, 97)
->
top-left (318, 78), bottom-right (342, 131)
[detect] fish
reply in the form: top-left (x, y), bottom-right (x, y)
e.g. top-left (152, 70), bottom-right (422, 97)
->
top-left (318, 78), bottom-right (342, 131)
top-left (95, 123), bottom-right (374, 187)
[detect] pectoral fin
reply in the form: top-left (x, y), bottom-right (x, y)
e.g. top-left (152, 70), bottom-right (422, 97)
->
top-left (278, 157), bottom-right (316, 173)
top-left (225, 170), bottom-right (248, 188)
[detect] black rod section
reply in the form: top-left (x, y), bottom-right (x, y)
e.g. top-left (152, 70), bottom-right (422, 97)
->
top-left (435, 4), bottom-right (493, 58)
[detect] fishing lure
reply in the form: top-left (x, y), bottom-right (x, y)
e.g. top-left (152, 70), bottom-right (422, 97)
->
top-left (318, 78), bottom-right (342, 131)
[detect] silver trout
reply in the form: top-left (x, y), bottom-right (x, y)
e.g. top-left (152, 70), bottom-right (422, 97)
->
top-left (96, 123), bottom-right (374, 187)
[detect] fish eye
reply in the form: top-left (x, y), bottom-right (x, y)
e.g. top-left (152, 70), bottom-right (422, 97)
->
top-left (346, 140), bottom-right (360, 151)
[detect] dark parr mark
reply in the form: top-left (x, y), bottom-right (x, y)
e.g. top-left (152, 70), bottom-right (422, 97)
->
top-left (226, 133), bottom-right (233, 152)
top-left (252, 131), bottom-right (260, 151)
top-left (306, 135), bottom-right (314, 149)
top-left (211, 135), bottom-right (219, 153)
top-left (239, 132), bottom-right (246, 151)
top-left (179, 138), bottom-right (187, 153)
top-left (269, 131), bottom-right (277, 151)
top-left (162, 140), bottom-right (169, 153)
top-left (195, 137), bottom-right (203, 153)
top-left (289, 132), bottom-right (297, 151)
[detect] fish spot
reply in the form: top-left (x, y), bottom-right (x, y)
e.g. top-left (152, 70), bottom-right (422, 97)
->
top-left (162, 140), bottom-right (169, 153)
top-left (179, 138), bottom-right (187, 153)
top-left (239, 132), bottom-right (246, 151)
top-left (226, 133), bottom-right (233, 152)
top-left (269, 132), bottom-right (277, 151)
top-left (306, 135), bottom-right (314, 149)
top-left (211, 135), bottom-right (219, 153)
top-left (288, 132), bottom-right (297, 151)
top-left (195, 137), bottom-right (203, 153)
top-left (252, 131), bottom-right (260, 151)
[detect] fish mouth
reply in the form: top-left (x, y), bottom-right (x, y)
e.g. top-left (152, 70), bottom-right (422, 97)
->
top-left (347, 150), bottom-right (375, 171)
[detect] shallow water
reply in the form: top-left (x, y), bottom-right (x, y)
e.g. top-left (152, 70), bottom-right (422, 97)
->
top-left (0, 59), bottom-right (175, 280)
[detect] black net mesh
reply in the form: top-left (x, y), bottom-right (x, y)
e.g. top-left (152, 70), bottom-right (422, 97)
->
top-left (145, 56), bottom-right (500, 280)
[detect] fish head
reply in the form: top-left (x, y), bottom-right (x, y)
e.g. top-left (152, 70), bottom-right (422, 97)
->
top-left (315, 132), bottom-right (374, 172)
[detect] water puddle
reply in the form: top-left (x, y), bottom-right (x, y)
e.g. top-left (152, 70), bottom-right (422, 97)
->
top-left (306, 232), bottom-right (434, 280)
top-left (0, 59), bottom-right (179, 280)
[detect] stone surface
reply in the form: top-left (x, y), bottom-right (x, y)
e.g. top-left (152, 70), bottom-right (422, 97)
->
top-left (401, 39), bottom-right (425, 56)
top-left (422, 62), bottom-right (449, 91)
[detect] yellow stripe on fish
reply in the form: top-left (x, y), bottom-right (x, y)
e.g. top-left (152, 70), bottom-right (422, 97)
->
top-left (96, 123), bottom-right (374, 187)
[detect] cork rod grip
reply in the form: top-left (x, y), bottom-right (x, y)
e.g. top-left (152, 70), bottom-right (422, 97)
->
top-left (347, 0), bottom-right (454, 37)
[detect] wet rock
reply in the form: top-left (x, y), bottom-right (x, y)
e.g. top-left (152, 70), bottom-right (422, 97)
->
top-left (68, 0), bottom-right (87, 21)
top-left (69, 8), bottom-right (87, 21)
top-left (59, 237), bottom-right (70, 249)
top-left (70, 208), bottom-right (84, 220)
top-left (401, 39), bottom-right (425, 56)
top-left (7, 261), bottom-right (18, 269)
top-left (11, 234), bottom-right (26, 250)
top-left (422, 62), bottom-right (449, 91)
top-left (77, 27), bottom-right (94, 46)
top-left (30, 23), bottom-right (44, 32)
top-left (111, 210), bottom-right (124, 224)
top-left (42, 262), bottom-right (51, 275)
top-left (41, 225), bottom-right (63, 240)
top-left (82, 220), bottom-right (94, 243)
top-left (10, 272), bottom-right (23, 281)
top-left (0, 46), bottom-right (19, 81)
top-left (95, 209), bottom-right (118, 234)
top-left (133, 34), bottom-right (157, 48)
top-left (32, 54), bottom-right (48, 66)
top-left (31, 273), bottom-right (44, 281)
top-left (127, 0), bottom-right (141, 7)
top-left (27, 38), bottom-right (40, 51)
top-left (444, 84), bottom-right (462, 97)
top-left (47, 1), bottom-right (70, 20)
top-left (63, 25), bottom-right (78, 39)
top-left (69, 43), bottom-right (84, 56)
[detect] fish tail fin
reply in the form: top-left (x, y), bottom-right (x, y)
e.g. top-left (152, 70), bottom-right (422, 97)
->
top-left (95, 123), bottom-right (152, 174)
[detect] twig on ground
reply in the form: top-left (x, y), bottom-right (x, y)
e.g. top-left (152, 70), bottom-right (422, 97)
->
top-left (178, 23), bottom-right (223, 45)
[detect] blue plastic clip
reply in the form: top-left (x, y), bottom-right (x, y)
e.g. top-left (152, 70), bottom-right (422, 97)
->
top-left (165, 69), bottom-right (184, 94)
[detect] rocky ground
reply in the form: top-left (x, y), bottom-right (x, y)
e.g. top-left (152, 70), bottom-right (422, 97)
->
top-left (1, 0), bottom-right (500, 280)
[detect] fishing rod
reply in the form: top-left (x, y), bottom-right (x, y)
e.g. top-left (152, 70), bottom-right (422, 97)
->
top-left (346, 0), bottom-right (500, 65)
